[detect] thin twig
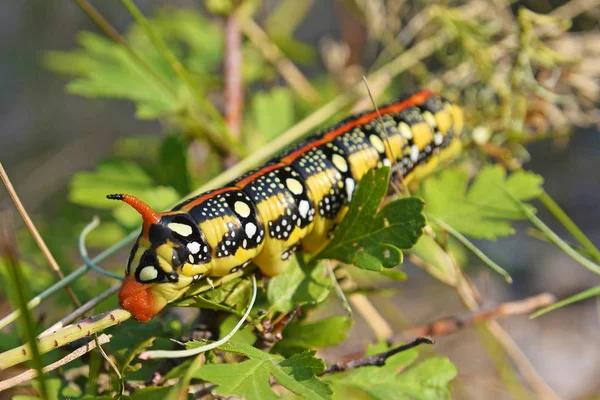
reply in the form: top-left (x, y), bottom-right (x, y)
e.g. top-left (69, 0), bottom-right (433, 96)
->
top-left (40, 283), bottom-right (120, 336)
top-left (453, 266), bottom-right (561, 399)
top-left (94, 333), bottom-right (124, 398)
top-left (398, 293), bottom-right (556, 339)
top-left (0, 162), bottom-right (81, 307)
top-left (0, 334), bottom-right (112, 392)
top-left (238, 14), bottom-right (320, 104)
top-left (362, 76), bottom-right (408, 196)
top-left (320, 337), bottom-right (434, 375)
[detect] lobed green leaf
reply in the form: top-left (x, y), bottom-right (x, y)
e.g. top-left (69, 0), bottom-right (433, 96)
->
top-left (316, 167), bottom-right (426, 271)
top-left (418, 165), bottom-right (544, 240)
top-left (194, 341), bottom-right (331, 400)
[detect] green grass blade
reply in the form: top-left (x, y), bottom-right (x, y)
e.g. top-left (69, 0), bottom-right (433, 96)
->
top-left (427, 214), bottom-right (513, 283)
top-left (0, 219), bottom-right (48, 399)
top-left (538, 191), bottom-right (600, 263)
top-left (530, 285), bottom-right (600, 318)
top-left (507, 190), bottom-right (600, 276)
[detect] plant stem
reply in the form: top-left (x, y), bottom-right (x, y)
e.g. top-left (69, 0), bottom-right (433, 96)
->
top-left (427, 214), bottom-right (513, 283)
top-left (119, 0), bottom-right (242, 158)
top-left (0, 162), bottom-right (81, 308)
top-left (538, 190), bottom-right (600, 263)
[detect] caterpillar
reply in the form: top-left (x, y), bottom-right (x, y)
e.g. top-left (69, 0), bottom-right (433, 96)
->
top-left (109, 90), bottom-right (464, 322)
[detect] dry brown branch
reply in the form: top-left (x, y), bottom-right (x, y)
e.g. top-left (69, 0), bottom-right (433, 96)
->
top-left (0, 334), bottom-right (111, 392)
top-left (0, 162), bottom-right (81, 308)
top-left (238, 15), bottom-right (320, 104)
top-left (320, 337), bottom-right (434, 376)
top-left (398, 293), bottom-right (556, 339)
top-left (453, 269), bottom-right (561, 400)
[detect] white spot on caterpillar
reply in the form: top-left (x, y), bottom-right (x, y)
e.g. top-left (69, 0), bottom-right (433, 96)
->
top-left (188, 255), bottom-right (195, 263)
top-left (410, 145), bottom-right (420, 163)
top-left (383, 158), bottom-right (392, 167)
top-left (139, 266), bottom-right (158, 282)
top-left (168, 222), bottom-right (192, 237)
top-left (242, 239), bottom-right (248, 248)
top-left (299, 200), bottom-right (310, 218)
top-left (331, 154), bottom-right (348, 173)
top-left (423, 111), bottom-right (437, 128)
top-left (187, 242), bottom-right (201, 254)
top-left (369, 135), bottom-right (386, 154)
top-left (286, 178), bottom-right (303, 195)
top-left (234, 201), bottom-right (251, 218)
top-left (345, 178), bottom-right (355, 201)
top-left (434, 132), bottom-right (443, 146)
top-left (245, 222), bottom-right (257, 238)
top-left (398, 121), bottom-right (413, 139)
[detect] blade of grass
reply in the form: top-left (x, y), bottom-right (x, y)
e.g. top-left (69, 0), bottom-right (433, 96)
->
top-left (538, 191), bottom-right (600, 263)
top-left (507, 191), bottom-right (600, 275)
top-left (530, 285), bottom-right (600, 318)
top-left (0, 213), bottom-right (48, 399)
top-left (0, 162), bottom-right (81, 308)
top-left (427, 214), bottom-right (513, 283)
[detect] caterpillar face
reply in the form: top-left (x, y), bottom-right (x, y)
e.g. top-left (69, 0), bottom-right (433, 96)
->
top-left (110, 194), bottom-right (213, 321)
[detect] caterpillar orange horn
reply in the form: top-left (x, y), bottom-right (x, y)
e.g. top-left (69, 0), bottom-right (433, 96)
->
top-left (106, 193), bottom-right (160, 225)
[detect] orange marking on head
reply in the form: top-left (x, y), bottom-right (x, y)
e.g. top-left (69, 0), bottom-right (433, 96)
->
top-left (107, 193), bottom-right (161, 237)
top-left (118, 276), bottom-right (160, 322)
top-left (281, 91), bottom-right (434, 164)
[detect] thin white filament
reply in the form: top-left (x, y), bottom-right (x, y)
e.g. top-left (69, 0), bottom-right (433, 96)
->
top-left (139, 274), bottom-right (257, 359)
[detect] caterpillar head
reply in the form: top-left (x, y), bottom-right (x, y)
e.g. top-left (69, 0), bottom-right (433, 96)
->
top-left (108, 194), bottom-right (212, 322)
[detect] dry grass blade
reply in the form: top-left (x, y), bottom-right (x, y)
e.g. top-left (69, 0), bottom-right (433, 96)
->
top-left (0, 162), bottom-right (81, 307)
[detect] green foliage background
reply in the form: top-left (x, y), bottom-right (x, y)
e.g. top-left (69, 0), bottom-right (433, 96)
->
top-left (1, 0), bottom-right (599, 399)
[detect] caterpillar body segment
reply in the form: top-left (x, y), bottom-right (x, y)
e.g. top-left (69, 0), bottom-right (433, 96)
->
top-left (111, 90), bottom-right (464, 322)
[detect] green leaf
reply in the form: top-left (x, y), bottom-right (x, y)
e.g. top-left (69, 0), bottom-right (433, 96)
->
top-left (267, 259), bottom-right (332, 313)
top-left (194, 341), bottom-right (332, 400)
top-left (316, 168), bottom-right (426, 271)
top-left (274, 316), bottom-right (353, 356)
top-left (69, 159), bottom-right (180, 227)
top-left (156, 134), bottom-right (191, 195)
top-left (44, 10), bottom-right (224, 121)
top-left (326, 348), bottom-right (457, 400)
top-left (418, 165), bottom-right (544, 240)
top-left (219, 314), bottom-right (256, 346)
top-left (531, 285), bottom-right (600, 318)
top-left (251, 88), bottom-right (296, 142)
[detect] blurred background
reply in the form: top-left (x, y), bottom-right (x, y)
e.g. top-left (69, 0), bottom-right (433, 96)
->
top-left (1, 1), bottom-right (599, 399)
